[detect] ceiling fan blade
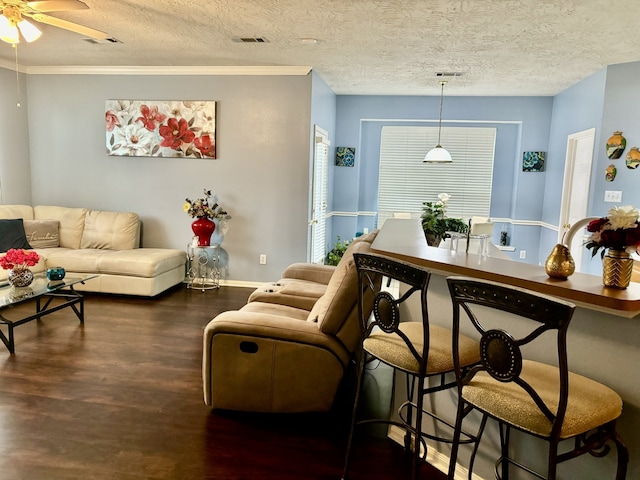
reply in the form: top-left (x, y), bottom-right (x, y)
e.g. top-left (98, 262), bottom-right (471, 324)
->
top-left (26, 0), bottom-right (89, 12)
top-left (31, 13), bottom-right (109, 40)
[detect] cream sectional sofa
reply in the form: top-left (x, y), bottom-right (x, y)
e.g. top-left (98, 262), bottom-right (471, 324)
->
top-left (0, 205), bottom-right (186, 297)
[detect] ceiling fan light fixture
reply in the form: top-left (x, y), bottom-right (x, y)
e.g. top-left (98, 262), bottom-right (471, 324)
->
top-left (18, 18), bottom-right (42, 42)
top-left (423, 80), bottom-right (453, 164)
top-left (0, 14), bottom-right (19, 44)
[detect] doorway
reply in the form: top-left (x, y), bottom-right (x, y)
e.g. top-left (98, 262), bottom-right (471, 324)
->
top-left (558, 128), bottom-right (596, 272)
top-left (309, 126), bottom-right (329, 263)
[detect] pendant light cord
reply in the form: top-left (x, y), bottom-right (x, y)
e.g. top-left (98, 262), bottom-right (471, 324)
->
top-left (14, 44), bottom-right (21, 108)
top-left (436, 81), bottom-right (446, 146)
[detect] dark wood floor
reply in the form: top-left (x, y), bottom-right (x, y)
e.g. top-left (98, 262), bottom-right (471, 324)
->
top-left (0, 285), bottom-right (447, 479)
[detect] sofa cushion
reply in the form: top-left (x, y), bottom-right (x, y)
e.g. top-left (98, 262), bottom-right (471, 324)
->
top-left (0, 219), bottom-right (32, 251)
top-left (307, 232), bottom-right (377, 335)
top-left (0, 205), bottom-right (34, 221)
top-left (81, 210), bottom-right (140, 250)
top-left (23, 220), bottom-right (60, 249)
top-left (96, 248), bottom-right (184, 277)
top-left (34, 206), bottom-right (88, 249)
top-left (45, 248), bottom-right (185, 278)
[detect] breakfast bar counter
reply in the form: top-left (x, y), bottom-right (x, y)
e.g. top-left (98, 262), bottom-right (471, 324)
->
top-left (371, 218), bottom-right (640, 317)
top-left (368, 218), bottom-right (640, 479)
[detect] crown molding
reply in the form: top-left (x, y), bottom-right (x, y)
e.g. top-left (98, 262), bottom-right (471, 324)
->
top-left (0, 58), bottom-right (26, 73)
top-left (21, 65), bottom-right (312, 76)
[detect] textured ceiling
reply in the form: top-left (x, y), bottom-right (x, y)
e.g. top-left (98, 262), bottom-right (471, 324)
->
top-left (1, 0), bottom-right (640, 96)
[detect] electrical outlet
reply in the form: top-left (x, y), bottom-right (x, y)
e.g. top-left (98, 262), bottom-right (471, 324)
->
top-left (604, 190), bottom-right (622, 203)
top-left (519, 250), bottom-right (526, 259)
top-left (259, 254), bottom-right (267, 265)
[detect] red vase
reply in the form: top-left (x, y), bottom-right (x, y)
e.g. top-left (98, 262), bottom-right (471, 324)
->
top-left (191, 217), bottom-right (216, 246)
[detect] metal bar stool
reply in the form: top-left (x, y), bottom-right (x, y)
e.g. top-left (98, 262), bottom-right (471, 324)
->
top-left (447, 276), bottom-right (628, 480)
top-left (341, 253), bottom-right (480, 480)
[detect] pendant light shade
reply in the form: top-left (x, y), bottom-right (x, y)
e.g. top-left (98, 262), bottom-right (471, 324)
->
top-left (424, 81), bottom-right (452, 163)
top-left (424, 145), bottom-right (452, 163)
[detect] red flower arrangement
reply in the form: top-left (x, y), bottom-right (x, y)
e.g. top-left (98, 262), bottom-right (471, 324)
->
top-left (0, 249), bottom-right (40, 271)
top-left (585, 205), bottom-right (640, 257)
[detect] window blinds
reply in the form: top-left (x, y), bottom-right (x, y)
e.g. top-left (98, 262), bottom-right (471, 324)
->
top-left (378, 126), bottom-right (496, 225)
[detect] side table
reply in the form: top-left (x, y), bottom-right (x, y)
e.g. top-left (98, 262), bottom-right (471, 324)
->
top-left (186, 244), bottom-right (220, 291)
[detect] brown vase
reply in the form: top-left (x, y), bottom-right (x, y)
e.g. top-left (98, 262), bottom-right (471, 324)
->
top-left (606, 131), bottom-right (626, 159)
top-left (602, 249), bottom-right (633, 289)
top-left (544, 243), bottom-right (575, 279)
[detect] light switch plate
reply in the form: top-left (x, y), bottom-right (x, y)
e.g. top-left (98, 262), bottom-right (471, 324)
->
top-left (604, 190), bottom-right (622, 202)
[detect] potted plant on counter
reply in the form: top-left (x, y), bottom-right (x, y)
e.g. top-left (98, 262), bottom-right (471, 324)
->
top-left (421, 193), bottom-right (468, 247)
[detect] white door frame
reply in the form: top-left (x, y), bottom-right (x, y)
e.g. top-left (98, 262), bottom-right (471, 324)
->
top-left (308, 126), bottom-right (329, 263)
top-left (558, 127), bottom-right (596, 271)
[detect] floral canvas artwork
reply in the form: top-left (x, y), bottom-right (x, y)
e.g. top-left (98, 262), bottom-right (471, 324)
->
top-left (522, 151), bottom-right (545, 172)
top-left (105, 100), bottom-right (216, 158)
top-left (336, 147), bottom-right (355, 167)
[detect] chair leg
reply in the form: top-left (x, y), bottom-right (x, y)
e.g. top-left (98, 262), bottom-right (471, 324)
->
top-left (614, 432), bottom-right (629, 480)
top-left (404, 373), bottom-right (416, 452)
top-left (412, 373), bottom-right (426, 480)
top-left (497, 423), bottom-right (510, 480)
top-left (448, 396), bottom-right (466, 479)
top-left (547, 440), bottom-right (558, 480)
top-left (467, 414), bottom-right (487, 480)
top-left (341, 352), bottom-right (367, 480)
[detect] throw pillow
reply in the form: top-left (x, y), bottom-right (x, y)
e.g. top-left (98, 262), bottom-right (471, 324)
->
top-left (0, 219), bottom-right (32, 252)
top-left (23, 219), bottom-right (60, 249)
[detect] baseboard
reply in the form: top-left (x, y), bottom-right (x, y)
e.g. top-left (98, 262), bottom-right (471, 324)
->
top-left (218, 279), bottom-right (263, 288)
top-left (387, 425), bottom-right (485, 480)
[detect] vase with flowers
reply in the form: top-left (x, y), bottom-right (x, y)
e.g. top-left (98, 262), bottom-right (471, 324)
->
top-left (586, 205), bottom-right (640, 288)
top-left (421, 193), bottom-right (468, 247)
top-left (183, 188), bottom-right (230, 246)
top-left (0, 249), bottom-right (40, 288)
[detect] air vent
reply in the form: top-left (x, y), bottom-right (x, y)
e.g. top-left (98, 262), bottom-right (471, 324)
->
top-left (83, 37), bottom-right (122, 44)
top-left (436, 72), bottom-right (463, 77)
top-left (233, 37), bottom-right (268, 43)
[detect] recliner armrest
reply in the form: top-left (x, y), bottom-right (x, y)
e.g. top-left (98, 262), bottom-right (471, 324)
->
top-left (281, 263), bottom-right (336, 284)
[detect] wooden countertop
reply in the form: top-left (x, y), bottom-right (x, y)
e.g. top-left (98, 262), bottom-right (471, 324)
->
top-left (371, 218), bottom-right (640, 318)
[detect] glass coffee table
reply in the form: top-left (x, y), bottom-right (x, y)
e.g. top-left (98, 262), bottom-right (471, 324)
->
top-left (0, 274), bottom-right (97, 353)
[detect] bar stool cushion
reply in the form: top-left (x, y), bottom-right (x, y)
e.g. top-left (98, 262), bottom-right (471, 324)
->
top-left (364, 322), bottom-right (480, 374)
top-left (462, 359), bottom-right (623, 439)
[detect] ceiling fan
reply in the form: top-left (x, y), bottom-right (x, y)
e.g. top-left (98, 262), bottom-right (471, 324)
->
top-left (0, 0), bottom-right (109, 44)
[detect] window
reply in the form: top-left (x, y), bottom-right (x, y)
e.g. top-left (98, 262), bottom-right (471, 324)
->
top-left (309, 126), bottom-right (329, 263)
top-left (377, 126), bottom-right (496, 225)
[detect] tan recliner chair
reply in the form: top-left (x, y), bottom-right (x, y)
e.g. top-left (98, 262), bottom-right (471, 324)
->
top-left (202, 231), bottom-right (379, 413)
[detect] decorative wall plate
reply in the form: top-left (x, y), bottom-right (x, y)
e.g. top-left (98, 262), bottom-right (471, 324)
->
top-left (625, 147), bottom-right (640, 169)
top-left (605, 164), bottom-right (617, 182)
top-left (606, 131), bottom-right (626, 159)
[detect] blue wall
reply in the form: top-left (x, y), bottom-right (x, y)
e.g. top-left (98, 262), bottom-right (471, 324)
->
top-left (539, 67), bottom-right (606, 269)
top-left (540, 62), bottom-right (640, 274)
top-left (333, 95), bottom-right (553, 260)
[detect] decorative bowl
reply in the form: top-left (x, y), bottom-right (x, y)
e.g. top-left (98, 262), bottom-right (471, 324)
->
top-left (46, 267), bottom-right (66, 281)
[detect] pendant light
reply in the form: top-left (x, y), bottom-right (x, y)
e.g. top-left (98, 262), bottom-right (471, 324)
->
top-left (424, 80), bottom-right (452, 163)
